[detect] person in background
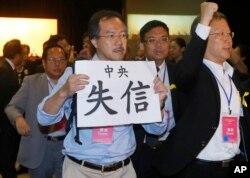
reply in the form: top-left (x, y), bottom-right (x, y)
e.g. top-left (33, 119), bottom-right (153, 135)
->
top-left (44, 34), bottom-right (72, 64)
top-left (124, 45), bottom-right (132, 60)
top-left (5, 44), bottom-right (68, 178)
top-left (37, 9), bottom-right (168, 178)
top-left (37, 34), bottom-right (71, 73)
top-left (77, 32), bottom-right (95, 60)
top-left (14, 44), bottom-right (38, 86)
top-left (13, 45), bottom-right (26, 86)
top-left (21, 44), bottom-right (40, 76)
top-left (132, 19), bottom-right (179, 178)
top-left (229, 43), bottom-right (250, 73)
top-left (0, 39), bottom-right (23, 178)
top-left (21, 44), bottom-right (30, 62)
top-left (169, 37), bottom-right (186, 63)
top-left (154, 2), bottom-right (250, 178)
top-left (46, 34), bottom-right (71, 57)
top-left (21, 44), bottom-right (40, 63)
top-left (134, 46), bottom-right (145, 60)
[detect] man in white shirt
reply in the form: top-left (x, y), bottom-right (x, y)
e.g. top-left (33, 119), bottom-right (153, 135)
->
top-left (154, 2), bottom-right (250, 178)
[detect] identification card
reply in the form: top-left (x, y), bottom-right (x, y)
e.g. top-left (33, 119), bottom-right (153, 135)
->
top-left (92, 126), bottom-right (113, 144)
top-left (222, 114), bottom-right (238, 143)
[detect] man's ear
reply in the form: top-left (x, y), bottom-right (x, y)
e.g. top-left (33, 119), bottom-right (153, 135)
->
top-left (42, 59), bottom-right (46, 69)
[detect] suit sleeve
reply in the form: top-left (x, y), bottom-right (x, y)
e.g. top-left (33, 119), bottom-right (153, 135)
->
top-left (174, 33), bottom-right (208, 91)
top-left (5, 76), bottom-right (29, 126)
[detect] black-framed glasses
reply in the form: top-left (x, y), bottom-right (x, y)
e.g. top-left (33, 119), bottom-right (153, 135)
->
top-left (209, 31), bottom-right (234, 38)
top-left (144, 36), bottom-right (170, 45)
top-left (98, 33), bottom-right (128, 41)
top-left (46, 57), bottom-right (67, 64)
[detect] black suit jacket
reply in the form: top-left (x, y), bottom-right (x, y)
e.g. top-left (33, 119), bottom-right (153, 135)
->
top-left (133, 59), bottom-right (181, 144)
top-left (153, 32), bottom-right (250, 176)
top-left (0, 58), bottom-right (19, 128)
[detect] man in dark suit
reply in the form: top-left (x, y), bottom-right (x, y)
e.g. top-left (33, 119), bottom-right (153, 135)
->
top-left (0, 39), bottom-right (23, 178)
top-left (131, 20), bottom-right (180, 178)
top-left (154, 2), bottom-right (250, 178)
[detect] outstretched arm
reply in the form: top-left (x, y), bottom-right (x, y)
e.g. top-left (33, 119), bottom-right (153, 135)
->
top-left (175, 2), bottom-right (218, 90)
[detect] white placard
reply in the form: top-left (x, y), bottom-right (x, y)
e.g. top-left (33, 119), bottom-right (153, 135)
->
top-left (75, 60), bottom-right (162, 127)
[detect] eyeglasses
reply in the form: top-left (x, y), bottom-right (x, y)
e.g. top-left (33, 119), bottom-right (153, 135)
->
top-left (209, 32), bottom-right (234, 38)
top-left (144, 37), bottom-right (170, 45)
top-left (46, 57), bottom-right (67, 64)
top-left (98, 33), bottom-right (128, 41)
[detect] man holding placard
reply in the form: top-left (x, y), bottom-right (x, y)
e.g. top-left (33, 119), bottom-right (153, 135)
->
top-left (37, 9), bottom-right (168, 178)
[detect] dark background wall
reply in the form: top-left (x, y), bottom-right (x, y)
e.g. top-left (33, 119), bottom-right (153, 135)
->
top-left (212, 0), bottom-right (249, 47)
top-left (0, 0), bottom-right (249, 52)
top-left (0, 0), bottom-right (124, 52)
top-left (126, 0), bottom-right (202, 15)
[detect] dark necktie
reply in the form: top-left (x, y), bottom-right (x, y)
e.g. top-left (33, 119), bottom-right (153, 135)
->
top-left (156, 67), bottom-right (160, 76)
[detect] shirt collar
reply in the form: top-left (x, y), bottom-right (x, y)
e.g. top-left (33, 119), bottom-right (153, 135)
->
top-left (5, 57), bottom-right (15, 70)
top-left (158, 61), bottom-right (166, 71)
top-left (145, 57), bottom-right (166, 72)
top-left (92, 54), bottom-right (99, 61)
top-left (223, 61), bottom-right (234, 77)
top-left (203, 59), bottom-right (234, 77)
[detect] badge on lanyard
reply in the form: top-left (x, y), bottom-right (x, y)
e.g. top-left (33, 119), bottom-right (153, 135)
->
top-left (222, 113), bottom-right (239, 143)
top-left (92, 126), bottom-right (113, 144)
top-left (215, 74), bottom-right (239, 142)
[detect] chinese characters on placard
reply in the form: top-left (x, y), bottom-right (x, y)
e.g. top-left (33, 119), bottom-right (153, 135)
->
top-left (85, 64), bottom-right (150, 116)
top-left (75, 61), bottom-right (161, 127)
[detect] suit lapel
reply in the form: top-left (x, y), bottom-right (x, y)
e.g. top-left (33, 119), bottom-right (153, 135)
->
top-left (40, 73), bottom-right (50, 97)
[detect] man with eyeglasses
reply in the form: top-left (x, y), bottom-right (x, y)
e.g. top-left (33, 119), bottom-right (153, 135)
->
top-left (36, 34), bottom-right (71, 73)
top-left (209, 31), bottom-right (234, 38)
top-left (36, 10), bottom-right (168, 178)
top-left (153, 2), bottom-right (250, 178)
top-left (5, 44), bottom-right (67, 178)
top-left (131, 20), bottom-right (179, 178)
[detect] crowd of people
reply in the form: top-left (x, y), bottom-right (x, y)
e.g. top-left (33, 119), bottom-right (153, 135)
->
top-left (1, 2), bottom-right (250, 178)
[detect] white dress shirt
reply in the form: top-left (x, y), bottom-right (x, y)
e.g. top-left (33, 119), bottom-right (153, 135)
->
top-left (197, 59), bottom-right (241, 161)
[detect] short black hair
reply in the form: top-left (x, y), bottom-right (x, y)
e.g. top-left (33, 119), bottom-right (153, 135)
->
top-left (42, 44), bottom-right (66, 60)
top-left (88, 9), bottom-right (125, 40)
top-left (22, 44), bottom-right (30, 53)
top-left (139, 20), bottom-right (169, 42)
top-left (172, 37), bottom-right (186, 48)
top-left (45, 34), bottom-right (67, 47)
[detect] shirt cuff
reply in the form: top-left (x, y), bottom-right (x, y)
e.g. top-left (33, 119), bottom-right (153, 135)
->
top-left (195, 23), bottom-right (211, 40)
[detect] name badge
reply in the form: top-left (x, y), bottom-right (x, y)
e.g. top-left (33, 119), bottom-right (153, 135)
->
top-left (222, 114), bottom-right (238, 143)
top-left (92, 126), bottom-right (113, 144)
